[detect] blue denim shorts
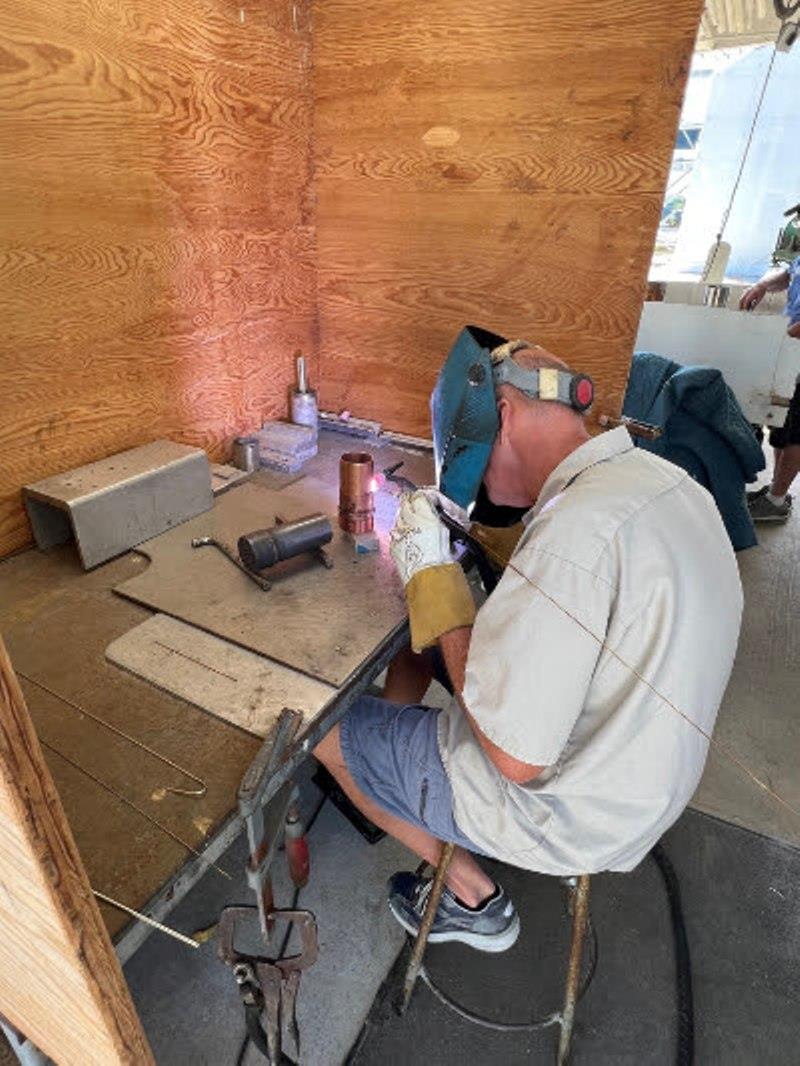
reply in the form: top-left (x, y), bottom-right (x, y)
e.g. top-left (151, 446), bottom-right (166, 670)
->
top-left (338, 695), bottom-right (483, 853)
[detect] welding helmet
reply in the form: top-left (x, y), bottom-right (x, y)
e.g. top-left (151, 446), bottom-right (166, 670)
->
top-left (431, 326), bottom-right (594, 510)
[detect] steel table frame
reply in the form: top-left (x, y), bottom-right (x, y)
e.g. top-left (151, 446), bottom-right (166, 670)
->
top-left (112, 618), bottom-right (411, 964)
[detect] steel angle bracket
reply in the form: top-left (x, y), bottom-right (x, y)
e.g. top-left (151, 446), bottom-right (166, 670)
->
top-left (24, 440), bottom-right (213, 569)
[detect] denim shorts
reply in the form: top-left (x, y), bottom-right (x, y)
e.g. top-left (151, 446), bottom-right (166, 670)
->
top-left (338, 695), bottom-right (483, 853)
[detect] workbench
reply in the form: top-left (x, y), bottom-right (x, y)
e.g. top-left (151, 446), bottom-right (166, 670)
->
top-left (0, 430), bottom-right (433, 963)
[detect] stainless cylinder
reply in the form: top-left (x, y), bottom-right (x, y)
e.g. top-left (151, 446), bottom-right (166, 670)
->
top-left (238, 514), bottom-right (332, 571)
top-left (339, 452), bottom-right (375, 534)
top-left (232, 436), bottom-right (260, 472)
top-left (290, 389), bottom-right (319, 432)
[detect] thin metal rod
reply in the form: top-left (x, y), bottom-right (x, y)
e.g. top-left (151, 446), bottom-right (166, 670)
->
top-left (18, 671), bottom-right (207, 797)
top-left (557, 874), bottom-right (591, 1065)
top-left (92, 890), bottom-right (200, 950)
top-left (400, 841), bottom-right (455, 1014)
top-left (40, 740), bottom-right (230, 880)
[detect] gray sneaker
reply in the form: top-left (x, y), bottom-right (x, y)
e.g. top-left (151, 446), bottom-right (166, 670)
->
top-left (387, 871), bottom-right (520, 953)
top-left (748, 491), bottom-right (792, 522)
top-left (747, 484), bottom-right (793, 506)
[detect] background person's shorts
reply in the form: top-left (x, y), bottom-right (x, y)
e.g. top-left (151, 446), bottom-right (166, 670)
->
top-left (770, 379), bottom-right (800, 448)
top-left (339, 695), bottom-right (484, 854)
top-left (754, 379), bottom-right (800, 449)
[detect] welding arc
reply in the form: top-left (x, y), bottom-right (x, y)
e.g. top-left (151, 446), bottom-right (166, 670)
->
top-left (472, 539), bottom-right (800, 825)
top-left (18, 671), bottom-right (207, 797)
top-left (40, 740), bottom-right (231, 880)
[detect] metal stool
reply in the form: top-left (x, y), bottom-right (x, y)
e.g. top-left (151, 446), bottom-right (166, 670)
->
top-left (398, 842), bottom-right (595, 1065)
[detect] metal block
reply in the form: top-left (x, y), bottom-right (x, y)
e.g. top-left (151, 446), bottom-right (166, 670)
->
top-left (24, 440), bottom-right (213, 569)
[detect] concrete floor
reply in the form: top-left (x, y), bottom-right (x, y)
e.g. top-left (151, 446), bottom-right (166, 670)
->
top-left (692, 452), bottom-right (800, 846)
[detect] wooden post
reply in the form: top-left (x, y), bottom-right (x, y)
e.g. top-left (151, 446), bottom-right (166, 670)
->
top-left (0, 635), bottom-right (154, 1065)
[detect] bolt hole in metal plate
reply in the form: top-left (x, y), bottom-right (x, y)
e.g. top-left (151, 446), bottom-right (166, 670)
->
top-left (114, 479), bottom-right (407, 687)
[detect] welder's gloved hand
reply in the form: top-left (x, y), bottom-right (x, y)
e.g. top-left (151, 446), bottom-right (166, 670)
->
top-left (390, 488), bottom-right (476, 652)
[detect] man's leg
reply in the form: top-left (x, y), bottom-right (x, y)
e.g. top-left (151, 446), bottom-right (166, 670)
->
top-left (771, 443), bottom-right (800, 497)
top-left (383, 645), bottom-right (435, 704)
top-left (314, 722), bottom-right (495, 906)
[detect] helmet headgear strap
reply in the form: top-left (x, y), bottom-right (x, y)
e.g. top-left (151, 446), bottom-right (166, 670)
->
top-left (490, 340), bottom-right (594, 414)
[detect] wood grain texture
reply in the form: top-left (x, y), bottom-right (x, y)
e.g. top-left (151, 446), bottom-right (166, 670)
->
top-left (313, 0), bottom-right (704, 436)
top-left (0, 634), bottom-right (153, 1064)
top-left (0, 0), bottom-right (316, 558)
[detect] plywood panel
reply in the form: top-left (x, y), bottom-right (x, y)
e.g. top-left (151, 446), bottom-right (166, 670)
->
top-left (0, 0), bottom-right (316, 558)
top-left (0, 635), bottom-right (153, 1064)
top-left (314, 0), bottom-right (704, 436)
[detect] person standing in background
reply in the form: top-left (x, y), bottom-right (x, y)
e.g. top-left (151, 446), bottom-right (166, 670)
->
top-left (739, 255), bottom-right (800, 522)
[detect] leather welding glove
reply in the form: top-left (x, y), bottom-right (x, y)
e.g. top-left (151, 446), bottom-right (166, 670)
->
top-left (389, 488), bottom-right (477, 652)
top-left (469, 521), bottom-right (526, 569)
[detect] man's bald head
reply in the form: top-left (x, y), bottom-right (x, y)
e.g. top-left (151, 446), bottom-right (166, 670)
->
top-left (483, 343), bottom-right (590, 507)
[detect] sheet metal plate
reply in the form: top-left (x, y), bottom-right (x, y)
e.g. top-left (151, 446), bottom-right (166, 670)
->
top-left (114, 479), bottom-right (407, 687)
top-left (106, 614), bottom-right (334, 737)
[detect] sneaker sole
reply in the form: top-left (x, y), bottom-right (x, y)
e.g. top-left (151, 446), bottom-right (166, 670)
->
top-left (751, 514), bottom-right (790, 522)
top-left (388, 899), bottom-right (521, 954)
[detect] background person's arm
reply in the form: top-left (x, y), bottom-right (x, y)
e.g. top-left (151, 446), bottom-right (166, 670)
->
top-left (439, 626), bottom-right (545, 785)
top-left (739, 266), bottom-right (791, 311)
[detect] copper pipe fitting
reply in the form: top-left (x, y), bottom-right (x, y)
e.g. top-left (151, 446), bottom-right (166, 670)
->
top-left (339, 451), bottom-right (375, 534)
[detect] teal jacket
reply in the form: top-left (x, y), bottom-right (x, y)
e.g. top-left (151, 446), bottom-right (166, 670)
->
top-left (623, 352), bottom-right (766, 551)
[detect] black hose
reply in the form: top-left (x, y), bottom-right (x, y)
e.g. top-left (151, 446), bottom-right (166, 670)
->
top-left (650, 843), bottom-right (694, 1066)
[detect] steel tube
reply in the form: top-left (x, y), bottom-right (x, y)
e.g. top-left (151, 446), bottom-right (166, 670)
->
top-left (238, 514), bottom-right (332, 572)
top-left (338, 452), bottom-right (375, 533)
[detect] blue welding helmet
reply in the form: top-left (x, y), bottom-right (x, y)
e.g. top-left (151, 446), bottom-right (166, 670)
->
top-left (431, 326), bottom-right (596, 511)
top-left (431, 326), bottom-right (507, 511)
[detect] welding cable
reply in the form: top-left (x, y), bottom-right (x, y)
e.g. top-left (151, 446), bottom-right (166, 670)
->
top-left (650, 843), bottom-right (694, 1066)
top-left (234, 790), bottom-right (328, 1066)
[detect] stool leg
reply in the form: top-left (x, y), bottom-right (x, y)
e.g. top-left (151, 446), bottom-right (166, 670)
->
top-left (399, 841), bottom-right (455, 1014)
top-left (556, 874), bottom-right (591, 1066)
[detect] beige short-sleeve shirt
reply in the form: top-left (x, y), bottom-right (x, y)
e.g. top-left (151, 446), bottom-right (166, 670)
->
top-left (437, 428), bottom-right (743, 875)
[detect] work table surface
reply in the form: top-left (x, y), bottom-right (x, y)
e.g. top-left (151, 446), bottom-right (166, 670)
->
top-left (0, 431), bottom-right (433, 941)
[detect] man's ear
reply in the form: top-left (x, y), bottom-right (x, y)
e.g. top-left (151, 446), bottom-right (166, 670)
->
top-left (496, 395), bottom-right (512, 444)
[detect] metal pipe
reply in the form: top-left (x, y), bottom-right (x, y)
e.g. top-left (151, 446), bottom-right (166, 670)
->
top-left (237, 514), bottom-right (332, 572)
top-left (399, 841), bottom-right (455, 1014)
top-left (339, 451), bottom-right (375, 534)
top-left (232, 436), bottom-right (260, 472)
top-left (556, 874), bottom-right (591, 1065)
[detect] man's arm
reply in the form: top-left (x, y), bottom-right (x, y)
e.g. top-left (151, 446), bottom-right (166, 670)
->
top-left (389, 488), bottom-right (543, 784)
top-left (439, 626), bottom-right (544, 786)
top-left (739, 266), bottom-right (790, 311)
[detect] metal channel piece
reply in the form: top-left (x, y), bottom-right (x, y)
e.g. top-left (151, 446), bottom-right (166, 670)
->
top-left (24, 440), bottom-right (213, 569)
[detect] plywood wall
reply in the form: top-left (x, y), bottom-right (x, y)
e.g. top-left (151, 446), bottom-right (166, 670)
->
top-left (314, 0), bottom-right (703, 436)
top-left (0, 0), bottom-right (315, 559)
top-left (0, 636), bottom-right (153, 1065)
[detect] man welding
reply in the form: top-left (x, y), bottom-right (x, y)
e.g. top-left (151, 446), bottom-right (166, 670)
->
top-left (315, 326), bottom-right (742, 953)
